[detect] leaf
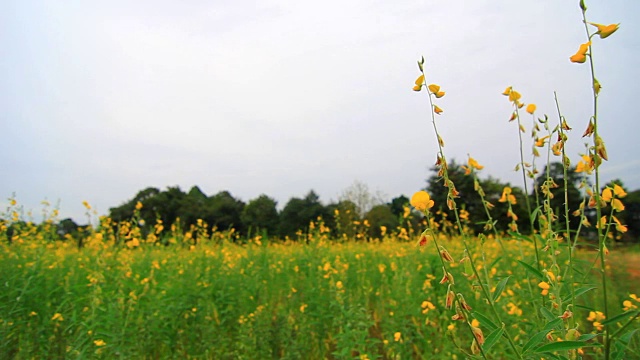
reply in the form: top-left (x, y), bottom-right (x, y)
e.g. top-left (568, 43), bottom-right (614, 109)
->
top-left (522, 330), bottom-right (549, 354)
top-left (517, 260), bottom-right (544, 281)
top-left (601, 310), bottom-right (640, 326)
top-left (492, 276), bottom-right (510, 303)
top-left (543, 318), bottom-right (563, 331)
top-left (534, 340), bottom-right (600, 353)
top-left (489, 256), bottom-right (503, 269)
top-left (472, 311), bottom-right (498, 332)
top-left (540, 307), bottom-right (556, 322)
top-left (577, 333), bottom-right (599, 341)
top-left (482, 327), bottom-right (504, 351)
top-left (619, 328), bottom-right (639, 342)
top-left (561, 287), bottom-right (596, 303)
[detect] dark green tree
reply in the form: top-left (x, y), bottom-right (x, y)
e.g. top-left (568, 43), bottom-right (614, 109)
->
top-left (326, 200), bottom-right (359, 239)
top-left (206, 191), bottom-right (245, 234)
top-left (426, 159), bottom-right (529, 234)
top-left (241, 194), bottom-right (279, 237)
top-left (278, 190), bottom-right (329, 239)
top-left (364, 204), bottom-right (399, 239)
top-left (388, 195), bottom-right (409, 218)
top-left (178, 186), bottom-right (209, 229)
top-left (624, 189), bottom-right (640, 242)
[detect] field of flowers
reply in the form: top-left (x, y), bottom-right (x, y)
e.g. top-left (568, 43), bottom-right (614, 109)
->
top-left (0, 217), bottom-right (638, 359)
top-left (2, 1), bottom-right (640, 359)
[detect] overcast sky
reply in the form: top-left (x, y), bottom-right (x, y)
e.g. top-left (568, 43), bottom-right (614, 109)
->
top-left (2, 0), bottom-right (639, 223)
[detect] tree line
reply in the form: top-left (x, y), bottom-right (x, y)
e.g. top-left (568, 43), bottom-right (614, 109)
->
top-left (11, 161), bottom-right (640, 243)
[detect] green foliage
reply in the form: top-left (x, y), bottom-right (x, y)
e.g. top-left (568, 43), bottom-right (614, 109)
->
top-left (364, 204), bottom-right (398, 239)
top-left (278, 190), bottom-right (329, 238)
top-left (241, 194), bottom-right (279, 237)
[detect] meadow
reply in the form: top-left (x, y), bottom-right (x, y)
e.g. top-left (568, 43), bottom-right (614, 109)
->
top-left (0, 216), bottom-right (638, 359)
top-left (2, 1), bottom-right (639, 359)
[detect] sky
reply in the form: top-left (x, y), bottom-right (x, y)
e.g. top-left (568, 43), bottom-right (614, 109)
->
top-left (2, 0), bottom-right (639, 223)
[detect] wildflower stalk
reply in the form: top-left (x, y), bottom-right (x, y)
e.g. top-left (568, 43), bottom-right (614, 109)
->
top-left (580, 7), bottom-right (610, 357)
top-left (416, 64), bottom-right (522, 358)
top-left (512, 102), bottom-right (542, 272)
top-left (553, 92), bottom-right (577, 324)
top-left (422, 213), bottom-right (489, 360)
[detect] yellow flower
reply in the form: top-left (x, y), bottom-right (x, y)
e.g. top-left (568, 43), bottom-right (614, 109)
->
top-left (502, 86), bottom-right (512, 96)
top-left (526, 103), bottom-right (536, 114)
top-left (468, 156), bottom-right (484, 170)
top-left (433, 105), bottom-right (443, 114)
top-left (336, 281), bottom-right (343, 290)
top-left (498, 187), bottom-right (517, 205)
top-left (410, 191), bottom-right (434, 211)
top-left (428, 84), bottom-right (440, 93)
top-left (94, 339), bottom-right (106, 347)
top-left (613, 184), bottom-right (627, 198)
top-left (623, 300), bottom-right (636, 311)
top-left (508, 90), bottom-right (521, 102)
top-left (570, 53), bottom-right (587, 63)
top-left (538, 281), bottom-right (550, 296)
top-left (394, 332), bottom-right (402, 342)
top-left (612, 199), bottom-right (625, 212)
top-left (51, 313), bottom-right (64, 321)
top-left (588, 22), bottom-right (620, 39)
top-left (570, 42), bottom-right (591, 63)
top-left (535, 135), bottom-right (550, 147)
top-left (135, 201), bottom-right (143, 210)
top-left (82, 201), bottom-right (91, 210)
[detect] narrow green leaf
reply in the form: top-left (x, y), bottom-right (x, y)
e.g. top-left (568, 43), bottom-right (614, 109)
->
top-left (517, 260), bottom-right (544, 280)
top-left (482, 327), bottom-right (504, 351)
top-left (534, 340), bottom-right (599, 353)
top-left (472, 311), bottom-right (498, 332)
top-left (577, 333), bottom-right (599, 341)
top-left (561, 286), bottom-right (596, 303)
top-left (540, 307), bottom-right (556, 321)
top-left (492, 276), bottom-right (510, 303)
top-left (543, 318), bottom-right (564, 331)
top-left (619, 328), bottom-right (639, 342)
top-left (489, 256), bottom-right (503, 269)
top-left (601, 310), bottom-right (640, 326)
top-left (522, 330), bottom-right (548, 354)
top-left (508, 231), bottom-right (533, 243)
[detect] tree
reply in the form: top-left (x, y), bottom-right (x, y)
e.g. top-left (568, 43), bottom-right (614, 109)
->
top-left (364, 204), bottom-right (399, 239)
top-left (339, 180), bottom-right (386, 218)
top-left (624, 189), bottom-right (640, 242)
top-left (178, 186), bottom-right (209, 229)
top-left (326, 200), bottom-right (359, 239)
top-left (241, 195), bottom-right (279, 237)
top-left (109, 186), bottom-right (187, 231)
top-left (388, 195), bottom-right (409, 218)
top-left (207, 191), bottom-right (245, 234)
top-left (426, 159), bottom-right (529, 234)
top-left (57, 218), bottom-right (79, 239)
top-left (279, 190), bottom-right (329, 239)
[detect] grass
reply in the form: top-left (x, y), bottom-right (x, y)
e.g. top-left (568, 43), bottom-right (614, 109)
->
top-left (0, 233), bottom-right (637, 359)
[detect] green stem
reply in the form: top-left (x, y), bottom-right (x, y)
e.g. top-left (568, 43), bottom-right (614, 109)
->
top-left (553, 92), bottom-right (576, 327)
top-left (581, 8), bottom-right (610, 359)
